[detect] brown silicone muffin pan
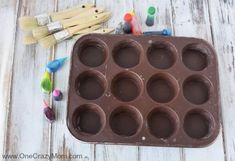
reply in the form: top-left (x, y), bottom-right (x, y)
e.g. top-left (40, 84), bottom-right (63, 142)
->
top-left (67, 34), bottom-right (221, 147)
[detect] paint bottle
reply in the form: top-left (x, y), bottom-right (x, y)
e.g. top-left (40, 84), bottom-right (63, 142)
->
top-left (129, 11), bottom-right (142, 35)
top-left (123, 13), bottom-right (133, 34)
top-left (145, 6), bottom-right (156, 26)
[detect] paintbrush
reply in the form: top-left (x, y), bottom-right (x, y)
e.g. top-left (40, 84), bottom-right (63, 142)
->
top-left (23, 25), bottom-right (102, 45)
top-left (32, 7), bottom-right (105, 39)
top-left (39, 12), bottom-right (111, 48)
top-left (23, 34), bottom-right (38, 45)
top-left (73, 28), bottom-right (114, 40)
top-left (19, 4), bottom-right (94, 30)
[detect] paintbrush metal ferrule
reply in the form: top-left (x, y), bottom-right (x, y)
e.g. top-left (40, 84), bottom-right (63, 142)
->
top-left (47, 21), bottom-right (63, 32)
top-left (54, 30), bottom-right (70, 42)
top-left (35, 14), bottom-right (52, 25)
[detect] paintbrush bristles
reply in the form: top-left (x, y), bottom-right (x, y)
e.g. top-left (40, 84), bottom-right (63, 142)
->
top-left (23, 35), bottom-right (37, 45)
top-left (39, 35), bottom-right (57, 48)
top-left (19, 17), bottom-right (38, 30)
top-left (32, 26), bottom-right (50, 39)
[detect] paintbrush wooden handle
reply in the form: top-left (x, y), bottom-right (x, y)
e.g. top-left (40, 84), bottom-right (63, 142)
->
top-left (61, 7), bottom-right (105, 28)
top-left (73, 28), bottom-right (114, 40)
top-left (62, 12), bottom-right (109, 28)
top-left (75, 25), bottom-right (102, 34)
top-left (66, 13), bottom-right (110, 34)
top-left (70, 7), bottom-right (105, 20)
top-left (75, 27), bottom-right (114, 35)
top-left (53, 4), bottom-right (94, 16)
top-left (50, 4), bottom-right (94, 21)
top-left (91, 28), bottom-right (114, 34)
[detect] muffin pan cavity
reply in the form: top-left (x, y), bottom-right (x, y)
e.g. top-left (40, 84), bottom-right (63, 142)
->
top-left (111, 71), bottom-right (143, 102)
top-left (110, 106), bottom-right (143, 137)
top-left (147, 73), bottom-right (179, 103)
top-left (68, 34), bottom-right (221, 147)
top-left (147, 107), bottom-right (179, 139)
top-left (182, 43), bottom-right (209, 71)
top-left (183, 75), bottom-right (211, 105)
top-left (113, 40), bottom-right (142, 68)
top-left (147, 41), bottom-right (177, 69)
top-left (77, 39), bottom-right (107, 67)
top-left (183, 109), bottom-right (215, 139)
top-left (72, 104), bottom-right (105, 136)
top-left (76, 70), bottom-right (106, 100)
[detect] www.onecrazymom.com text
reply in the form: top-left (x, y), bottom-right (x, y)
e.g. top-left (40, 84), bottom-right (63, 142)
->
top-left (2, 153), bottom-right (90, 160)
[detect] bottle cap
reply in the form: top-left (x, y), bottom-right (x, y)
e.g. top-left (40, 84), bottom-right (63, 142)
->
top-left (162, 28), bottom-right (172, 36)
top-left (53, 89), bottom-right (61, 97)
top-left (128, 11), bottom-right (135, 16)
top-left (124, 13), bottom-right (132, 22)
top-left (148, 6), bottom-right (156, 15)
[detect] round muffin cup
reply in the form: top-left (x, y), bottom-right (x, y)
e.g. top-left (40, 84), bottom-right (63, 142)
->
top-left (109, 105), bottom-right (143, 137)
top-left (147, 106), bottom-right (179, 139)
top-left (147, 41), bottom-right (177, 69)
top-left (111, 71), bottom-right (143, 102)
top-left (72, 103), bottom-right (106, 136)
top-left (75, 70), bottom-right (107, 100)
top-left (77, 38), bottom-right (108, 67)
top-left (183, 75), bottom-right (212, 105)
top-left (147, 73), bottom-right (179, 103)
top-left (182, 43), bottom-right (210, 71)
top-left (183, 109), bottom-right (215, 140)
top-left (112, 39), bottom-right (143, 68)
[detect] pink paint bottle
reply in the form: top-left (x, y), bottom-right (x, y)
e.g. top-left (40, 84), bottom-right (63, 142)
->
top-left (128, 11), bottom-right (143, 35)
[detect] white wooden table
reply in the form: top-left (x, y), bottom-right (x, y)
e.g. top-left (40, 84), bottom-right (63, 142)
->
top-left (0, 0), bottom-right (234, 160)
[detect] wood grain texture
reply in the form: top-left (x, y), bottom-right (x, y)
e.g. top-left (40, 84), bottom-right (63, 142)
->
top-left (4, 0), bottom-right (56, 159)
top-left (208, 0), bottom-right (235, 161)
top-left (0, 0), bottom-right (19, 157)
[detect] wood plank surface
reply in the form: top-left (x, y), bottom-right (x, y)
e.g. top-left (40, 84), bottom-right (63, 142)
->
top-left (0, 0), bottom-right (19, 157)
top-left (4, 0), bottom-right (56, 159)
top-left (208, 0), bottom-right (235, 161)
